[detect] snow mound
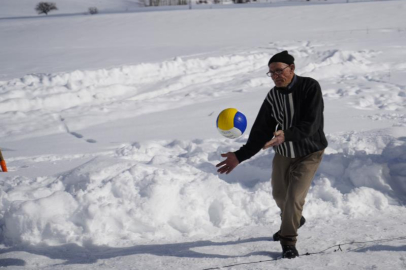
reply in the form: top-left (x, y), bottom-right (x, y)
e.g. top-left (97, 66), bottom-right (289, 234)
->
top-left (1, 133), bottom-right (405, 247)
top-left (319, 132), bottom-right (406, 202)
top-left (0, 138), bottom-right (277, 246)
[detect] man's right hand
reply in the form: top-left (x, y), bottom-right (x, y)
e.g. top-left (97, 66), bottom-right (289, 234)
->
top-left (216, 152), bottom-right (239, 174)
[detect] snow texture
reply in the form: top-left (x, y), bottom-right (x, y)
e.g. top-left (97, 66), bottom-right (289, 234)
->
top-left (0, 0), bottom-right (406, 269)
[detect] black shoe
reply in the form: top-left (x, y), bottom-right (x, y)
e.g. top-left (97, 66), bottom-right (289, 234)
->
top-left (273, 216), bottom-right (306, 241)
top-left (282, 245), bottom-right (299, 259)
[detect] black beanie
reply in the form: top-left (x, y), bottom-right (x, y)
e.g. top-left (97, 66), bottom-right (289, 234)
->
top-left (268, 51), bottom-right (295, 66)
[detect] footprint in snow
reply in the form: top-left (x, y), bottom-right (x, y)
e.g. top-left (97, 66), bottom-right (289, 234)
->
top-left (68, 131), bottom-right (97, 144)
top-left (70, 132), bottom-right (84, 139)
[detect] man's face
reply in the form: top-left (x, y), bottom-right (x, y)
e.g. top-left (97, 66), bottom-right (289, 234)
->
top-left (269, 62), bottom-right (295, 88)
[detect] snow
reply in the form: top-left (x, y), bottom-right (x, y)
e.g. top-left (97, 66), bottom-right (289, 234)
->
top-left (1, 0), bottom-right (406, 269)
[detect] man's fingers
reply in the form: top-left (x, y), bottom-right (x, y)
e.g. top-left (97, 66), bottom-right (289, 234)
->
top-left (217, 152), bottom-right (238, 174)
top-left (263, 139), bottom-right (276, 149)
top-left (217, 165), bottom-right (229, 174)
top-left (217, 163), bottom-right (236, 174)
top-left (218, 166), bottom-right (234, 174)
top-left (216, 160), bottom-right (227, 167)
top-left (263, 143), bottom-right (272, 150)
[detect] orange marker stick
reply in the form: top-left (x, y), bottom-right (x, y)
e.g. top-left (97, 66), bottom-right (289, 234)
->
top-left (0, 150), bottom-right (7, 172)
top-left (0, 160), bottom-right (7, 172)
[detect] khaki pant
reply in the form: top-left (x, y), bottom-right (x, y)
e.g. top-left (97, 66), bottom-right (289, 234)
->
top-left (271, 150), bottom-right (324, 246)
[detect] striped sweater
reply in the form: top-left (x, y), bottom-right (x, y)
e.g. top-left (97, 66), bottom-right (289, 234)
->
top-left (234, 75), bottom-right (328, 162)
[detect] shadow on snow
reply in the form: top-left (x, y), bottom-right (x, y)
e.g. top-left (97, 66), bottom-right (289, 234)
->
top-left (0, 237), bottom-right (277, 266)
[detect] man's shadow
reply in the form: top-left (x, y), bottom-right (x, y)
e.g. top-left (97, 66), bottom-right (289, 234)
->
top-left (0, 236), bottom-right (278, 266)
top-left (0, 258), bottom-right (25, 267)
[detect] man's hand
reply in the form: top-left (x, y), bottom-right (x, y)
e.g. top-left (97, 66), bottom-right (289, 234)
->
top-left (263, 130), bottom-right (285, 150)
top-left (216, 152), bottom-right (239, 174)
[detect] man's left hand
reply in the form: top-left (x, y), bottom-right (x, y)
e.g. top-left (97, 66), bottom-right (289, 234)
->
top-left (263, 130), bottom-right (285, 150)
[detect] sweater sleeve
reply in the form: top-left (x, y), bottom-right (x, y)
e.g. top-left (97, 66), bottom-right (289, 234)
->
top-left (234, 100), bottom-right (277, 163)
top-left (284, 80), bottom-right (323, 142)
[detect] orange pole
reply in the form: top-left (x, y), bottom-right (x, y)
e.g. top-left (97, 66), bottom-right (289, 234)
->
top-left (0, 150), bottom-right (7, 172)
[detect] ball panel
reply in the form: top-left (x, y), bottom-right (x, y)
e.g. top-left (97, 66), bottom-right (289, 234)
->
top-left (234, 111), bottom-right (247, 134)
top-left (217, 108), bottom-right (238, 130)
top-left (218, 127), bottom-right (243, 139)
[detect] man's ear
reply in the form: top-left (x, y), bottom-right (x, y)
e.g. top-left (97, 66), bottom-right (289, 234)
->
top-left (290, 64), bottom-right (295, 73)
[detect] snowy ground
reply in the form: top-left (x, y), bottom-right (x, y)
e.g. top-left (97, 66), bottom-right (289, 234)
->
top-left (1, 0), bottom-right (406, 269)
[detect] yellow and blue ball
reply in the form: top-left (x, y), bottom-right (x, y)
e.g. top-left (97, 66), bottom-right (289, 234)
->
top-left (216, 108), bottom-right (247, 139)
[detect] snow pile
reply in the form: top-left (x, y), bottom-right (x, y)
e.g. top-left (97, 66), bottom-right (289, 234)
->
top-left (323, 132), bottom-right (406, 200)
top-left (307, 132), bottom-right (406, 218)
top-left (0, 138), bottom-right (277, 246)
top-left (1, 132), bottom-right (405, 247)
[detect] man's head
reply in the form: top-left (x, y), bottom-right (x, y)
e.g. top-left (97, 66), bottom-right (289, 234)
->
top-left (267, 51), bottom-right (295, 88)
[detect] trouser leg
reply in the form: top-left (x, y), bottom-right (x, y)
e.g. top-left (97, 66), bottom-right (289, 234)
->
top-left (271, 153), bottom-right (291, 214)
top-left (273, 150), bottom-right (324, 246)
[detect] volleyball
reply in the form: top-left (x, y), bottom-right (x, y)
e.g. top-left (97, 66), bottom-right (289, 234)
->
top-left (216, 108), bottom-right (247, 139)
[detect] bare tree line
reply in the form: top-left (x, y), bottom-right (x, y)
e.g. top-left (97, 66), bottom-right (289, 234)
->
top-left (139, 0), bottom-right (188, 6)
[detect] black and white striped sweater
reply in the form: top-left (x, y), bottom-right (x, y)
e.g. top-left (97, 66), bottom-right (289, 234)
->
top-left (234, 75), bottom-right (328, 162)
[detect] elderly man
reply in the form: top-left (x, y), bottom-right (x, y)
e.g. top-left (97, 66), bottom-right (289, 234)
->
top-left (216, 51), bottom-right (327, 259)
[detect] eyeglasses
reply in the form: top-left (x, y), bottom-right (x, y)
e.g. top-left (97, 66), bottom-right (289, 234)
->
top-left (266, 65), bottom-right (290, 77)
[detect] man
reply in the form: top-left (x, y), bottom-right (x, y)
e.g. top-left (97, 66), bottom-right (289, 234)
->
top-left (216, 51), bottom-right (327, 259)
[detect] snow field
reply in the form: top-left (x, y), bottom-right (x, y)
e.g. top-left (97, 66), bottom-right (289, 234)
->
top-left (1, 38), bottom-right (406, 248)
top-left (0, 1), bottom-right (406, 269)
